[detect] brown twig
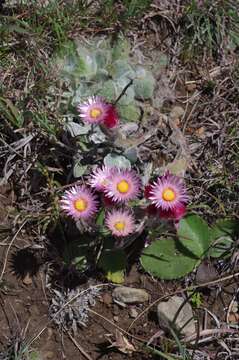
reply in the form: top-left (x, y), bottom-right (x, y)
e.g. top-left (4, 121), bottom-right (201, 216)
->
top-left (66, 330), bottom-right (93, 360)
top-left (88, 308), bottom-right (146, 344)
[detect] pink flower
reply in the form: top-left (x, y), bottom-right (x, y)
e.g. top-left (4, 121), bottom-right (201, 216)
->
top-left (105, 209), bottom-right (135, 237)
top-left (77, 96), bottom-right (109, 125)
top-left (104, 169), bottom-right (141, 203)
top-left (159, 203), bottom-right (187, 221)
top-left (88, 165), bottom-right (112, 191)
top-left (103, 104), bottom-right (119, 129)
top-left (148, 172), bottom-right (189, 211)
top-left (60, 185), bottom-right (98, 220)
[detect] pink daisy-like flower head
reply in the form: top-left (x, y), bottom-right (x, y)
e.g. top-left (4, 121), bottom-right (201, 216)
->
top-left (148, 172), bottom-right (189, 211)
top-left (77, 96), bottom-right (109, 125)
top-left (60, 185), bottom-right (98, 220)
top-left (104, 169), bottom-right (141, 203)
top-left (88, 165), bottom-right (113, 191)
top-left (102, 104), bottom-right (119, 129)
top-left (105, 209), bottom-right (135, 237)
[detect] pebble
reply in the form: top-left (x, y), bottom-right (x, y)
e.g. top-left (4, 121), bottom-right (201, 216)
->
top-left (113, 286), bottom-right (149, 304)
top-left (170, 106), bottom-right (184, 120)
top-left (157, 295), bottom-right (196, 337)
top-left (129, 307), bottom-right (138, 319)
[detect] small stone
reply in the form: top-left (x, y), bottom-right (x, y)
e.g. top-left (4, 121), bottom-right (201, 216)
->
top-left (113, 316), bottom-right (119, 322)
top-left (195, 126), bottom-right (205, 138)
top-left (22, 273), bottom-right (32, 286)
top-left (129, 307), bottom-right (138, 319)
top-left (157, 295), bottom-right (196, 337)
top-left (113, 287), bottom-right (149, 304)
top-left (170, 106), bottom-right (184, 120)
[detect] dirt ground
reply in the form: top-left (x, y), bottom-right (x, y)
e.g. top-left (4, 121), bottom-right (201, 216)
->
top-left (1, 1), bottom-right (239, 359)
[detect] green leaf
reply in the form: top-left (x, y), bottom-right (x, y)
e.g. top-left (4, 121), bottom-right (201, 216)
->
top-left (96, 209), bottom-right (105, 227)
top-left (104, 153), bottom-right (131, 170)
top-left (178, 215), bottom-right (211, 259)
top-left (209, 219), bottom-right (239, 258)
top-left (98, 249), bottom-right (126, 284)
top-left (140, 238), bottom-right (197, 280)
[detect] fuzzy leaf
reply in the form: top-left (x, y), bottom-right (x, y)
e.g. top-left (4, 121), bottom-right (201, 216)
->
top-left (66, 122), bottom-right (91, 137)
top-left (99, 249), bottom-right (126, 284)
top-left (140, 238), bottom-right (197, 280)
top-left (110, 59), bottom-right (135, 79)
top-left (98, 79), bottom-right (117, 101)
top-left (123, 147), bottom-right (138, 163)
top-left (75, 44), bottom-right (97, 79)
top-left (178, 215), bottom-right (211, 259)
top-left (134, 67), bottom-right (155, 100)
top-left (165, 158), bottom-right (188, 176)
top-left (104, 153), bottom-right (131, 170)
top-left (89, 127), bottom-right (107, 144)
top-left (73, 161), bottom-right (87, 178)
top-left (112, 37), bottom-right (130, 61)
top-left (118, 104), bottom-right (140, 122)
top-left (116, 77), bottom-right (135, 105)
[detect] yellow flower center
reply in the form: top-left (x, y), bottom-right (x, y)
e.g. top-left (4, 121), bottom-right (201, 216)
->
top-left (114, 221), bottom-right (125, 231)
top-left (117, 180), bottom-right (130, 193)
top-left (162, 187), bottom-right (176, 202)
top-left (90, 107), bottom-right (102, 119)
top-left (74, 198), bottom-right (88, 212)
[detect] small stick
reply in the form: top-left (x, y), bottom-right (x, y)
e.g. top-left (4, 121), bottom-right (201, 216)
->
top-left (67, 330), bottom-right (93, 360)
